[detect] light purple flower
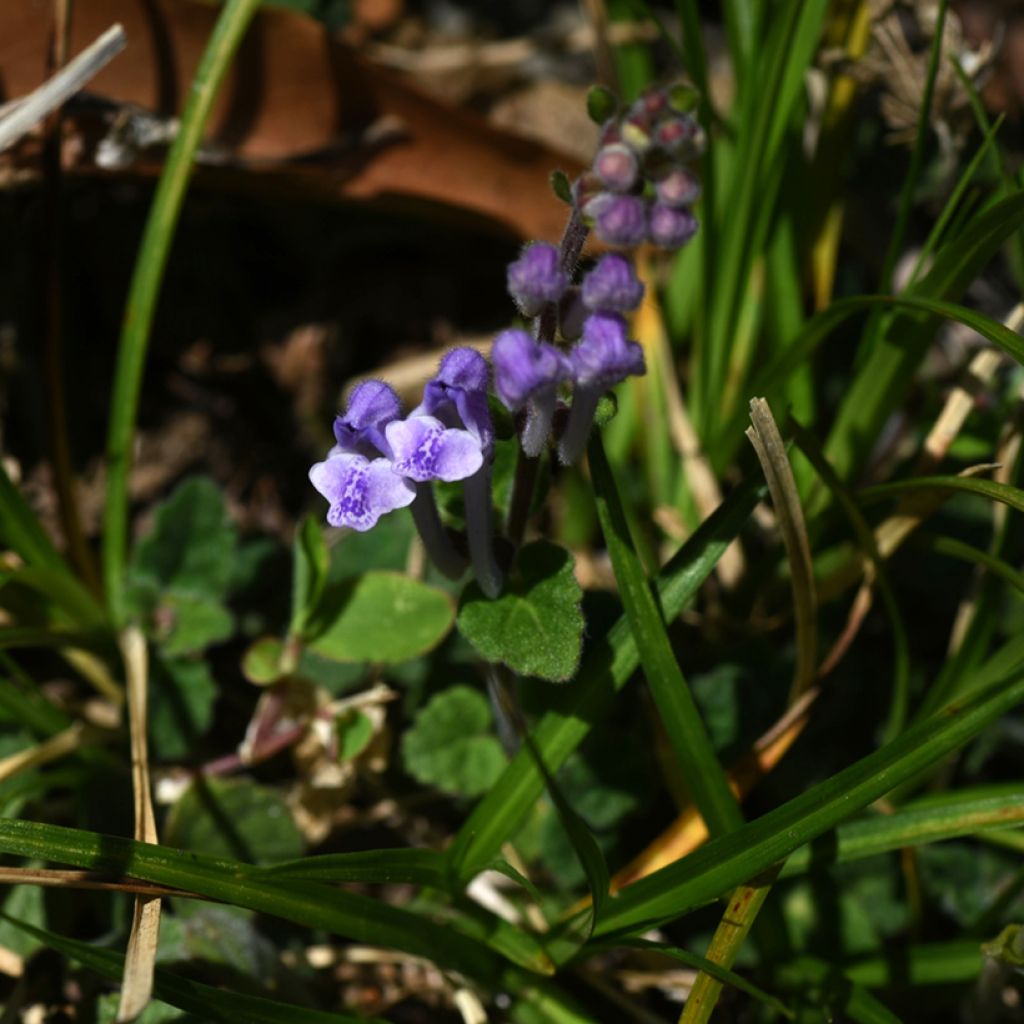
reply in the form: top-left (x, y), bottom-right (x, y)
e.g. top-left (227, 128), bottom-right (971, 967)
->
top-left (649, 204), bottom-right (698, 250)
top-left (415, 347), bottom-right (493, 452)
top-left (386, 415), bottom-right (484, 483)
top-left (590, 194), bottom-right (647, 248)
top-left (582, 254), bottom-right (645, 314)
top-left (331, 380), bottom-right (401, 458)
top-left (507, 242), bottom-right (569, 318)
top-left (309, 452), bottom-right (415, 531)
top-left (593, 143), bottom-right (638, 193)
top-left (570, 313), bottom-right (645, 389)
top-left (491, 329), bottom-right (570, 412)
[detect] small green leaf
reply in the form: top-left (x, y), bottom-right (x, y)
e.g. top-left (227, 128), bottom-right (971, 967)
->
top-left (402, 686), bottom-right (506, 797)
top-left (157, 591), bottom-right (234, 656)
top-left (149, 656), bottom-right (218, 761)
top-left (164, 777), bottom-right (303, 864)
top-left (457, 541), bottom-right (583, 682)
top-left (308, 572), bottom-right (454, 663)
top-left (550, 169), bottom-right (573, 205)
top-left (336, 709), bottom-right (374, 761)
top-left (586, 84), bottom-right (618, 124)
top-left (290, 516), bottom-right (329, 637)
top-left (131, 478), bottom-right (237, 596)
top-left (242, 637), bottom-right (286, 685)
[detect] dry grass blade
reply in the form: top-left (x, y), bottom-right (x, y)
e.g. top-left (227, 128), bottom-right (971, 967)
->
top-left (0, 867), bottom-right (199, 899)
top-left (117, 625), bottom-right (161, 1024)
top-left (0, 721), bottom-right (89, 783)
top-left (746, 398), bottom-right (817, 700)
top-left (0, 24), bottom-right (125, 151)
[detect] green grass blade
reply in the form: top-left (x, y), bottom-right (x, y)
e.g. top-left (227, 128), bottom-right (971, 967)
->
top-left (0, 820), bottom-right (506, 985)
top-left (587, 431), bottom-right (742, 837)
top-left (260, 848), bottom-right (448, 887)
top-left (916, 531), bottom-right (1024, 596)
top-left (859, 475), bottom-right (1024, 514)
top-left (102, 0), bottom-right (260, 624)
top-left (447, 476), bottom-right (765, 884)
top-left (592, 664), bottom-right (1024, 937)
top-left (877, 0), bottom-right (949, 292)
top-left (0, 913), bottom-right (381, 1024)
top-left (779, 784), bottom-right (1024, 877)
top-left (713, 288), bottom-right (1024, 463)
top-left (0, 463), bottom-right (69, 574)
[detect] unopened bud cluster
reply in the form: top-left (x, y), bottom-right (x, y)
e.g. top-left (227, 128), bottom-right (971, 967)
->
top-left (575, 86), bottom-right (704, 250)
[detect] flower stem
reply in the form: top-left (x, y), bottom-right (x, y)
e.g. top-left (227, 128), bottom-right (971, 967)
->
top-left (465, 462), bottom-right (504, 598)
top-left (410, 486), bottom-right (467, 580)
top-left (558, 386), bottom-right (601, 466)
top-left (521, 390), bottom-right (557, 459)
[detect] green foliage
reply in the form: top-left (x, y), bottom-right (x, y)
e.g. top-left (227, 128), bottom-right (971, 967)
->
top-left (402, 685), bottom-right (506, 797)
top-left (164, 777), bottom-right (304, 864)
top-left (149, 655), bottom-right (218, 761)
top-left (457, 541), bottom-right (584, 682)
top-left (307, 571), bottom-right (455, 663)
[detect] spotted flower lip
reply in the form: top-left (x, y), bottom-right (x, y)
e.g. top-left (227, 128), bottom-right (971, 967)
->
top-left (309, 452), bottom-right (415, 531)
top-left (416, 347), bottom-right (493, 451)
top-left (570, 313), bottom-right (645, 388)
top-left (386, 415), bottom-right (484, 483)
top-left (331, 380), bottom-right (401, 458)
top-left (507, 242), bottom-right (569, 318)
top-left (491, 329), bottom-right (571, 411)
top-left (582, 253), bottom-right (645, 314)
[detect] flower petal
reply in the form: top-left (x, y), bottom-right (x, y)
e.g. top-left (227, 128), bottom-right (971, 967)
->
top-left (332, 379), bottom-right (402, 457)
top-left (309, 452), bottom-right (413, 531)
top-left (433, 429), bottom-right (485, 482)
top-left (387, 415), bottom-right (484, 483)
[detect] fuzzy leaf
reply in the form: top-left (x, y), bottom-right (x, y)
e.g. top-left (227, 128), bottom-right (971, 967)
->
top-left (402, 686), bottom-right (506, 797)
top-left (457, 541), bottom-right (584, 682)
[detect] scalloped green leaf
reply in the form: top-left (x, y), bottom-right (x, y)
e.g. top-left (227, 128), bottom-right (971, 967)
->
top-left (457, 541), bottom-right (584, 682)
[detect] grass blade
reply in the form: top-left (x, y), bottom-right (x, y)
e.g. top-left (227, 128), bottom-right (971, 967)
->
top-left (261, 848), bottom-right (449, 887)
top-left (592, 664), bottom-right (1024, 937)
top-left (102, 0), bottom-right (260, 623)
top-left (447, 475), bottom-right (764, 883)
top-left (588, 431), bottom-right (743, 837)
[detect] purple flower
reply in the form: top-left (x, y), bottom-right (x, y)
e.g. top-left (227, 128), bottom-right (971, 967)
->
top-left (385, 415), bottom-right (484, 483)
top-left (491, 329), bottom-right (570, 412)
top-left (507, 242), bottom-right (569, 318)
top-left (593, 143), bottom-right (638, 193)
top-left (570, 313), bottom-right (645, 388)
top-left (655, 168), bottom-right (701, 208)
top-left (590, 194), bottom-right (647, 248)
top-left (415, 347), bottom-right (493, 452)
top-left (582, 254), bottom-right (645, 314)
top-left (649, 203), bottom-right (698, 250)
top-left (309, 452), bottom-right (415, 531)
top-left (559, 314), bottom-right (645, 466)
top-left (331, 380), bottom-right (401, 458)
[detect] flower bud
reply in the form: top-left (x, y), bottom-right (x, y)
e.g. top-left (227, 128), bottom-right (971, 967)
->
top-left (491, 329), bottom-right (570, 412)
top-left (655, 167), bottom-right (701, 207)
top-left (654, 116), bottom-right (705, 160)
top-left (582, 253), bottom-right (645, 313)
top-left (507, 242), bottom-right (569, 318)
top-left (648, 204), bottom-right (698, 250)
top-left (593, 143), bottom-right (639, 193)
top-left (590, 194), bottom-right (647, 248)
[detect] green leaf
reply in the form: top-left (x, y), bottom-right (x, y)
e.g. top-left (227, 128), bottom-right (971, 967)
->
top-left (149, 656), bottom-right (218, 761)
top-left (336, 709), bottom-right (374, 761)
top-left (131, 478), bottom-right (238, 597)
top-left (457, 542), bottom-right (584, 682)
top-left (290, 516), bottom-right (329, 637)
top-left (586, 84), bottom-right (618, 123)
top-left (261, 847), bottom-right (449, 887)
top-left (591, 665), bottom-right (1024, 939)
top-left (164, 777), bottom-right (303, 864)
top-left (308, 571), bottom-right (454, 664)
top-left (588, 433), bottom-right (742, 838)
top-left (154, 591), bottom-right (234, 657)
top-left (448, 476), bottom-right (764, 883)
top-left (241, 637), bottom-right (286, 685)
top-left (0, 913), bottom-right (385, 1024)
top-left (402, 686), bottom-right (506, 797)
top-left (550, 169), bottom-right (573, 205)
